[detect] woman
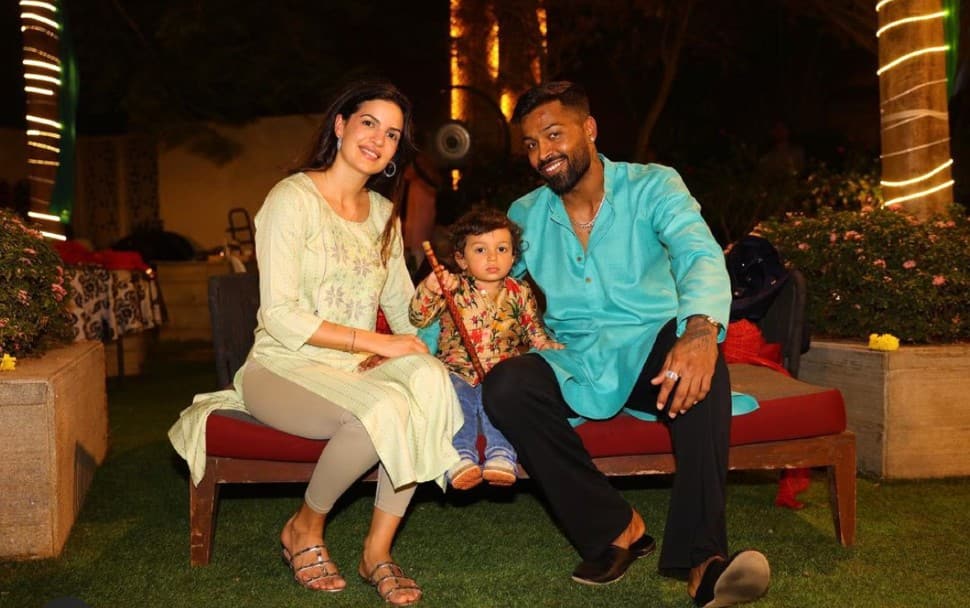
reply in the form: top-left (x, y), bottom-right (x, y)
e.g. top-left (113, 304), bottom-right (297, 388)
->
top-left (236, 81), bottom-right (460, 605)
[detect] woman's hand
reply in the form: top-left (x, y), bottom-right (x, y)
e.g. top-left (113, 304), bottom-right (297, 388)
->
top-left (540, 341), bottom-right (565, 351)
top-left (357, 354), bottom-right (388, 371)
top-left (373, 333), bottom-right (430, 358)
top-left (357, 332), bottom-right (428, 371)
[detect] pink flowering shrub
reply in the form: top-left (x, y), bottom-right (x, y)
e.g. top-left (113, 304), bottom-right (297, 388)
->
top-left (757, 205), bottom-right (970, 344)
top-left (0, 208), bottom-right (73, 357)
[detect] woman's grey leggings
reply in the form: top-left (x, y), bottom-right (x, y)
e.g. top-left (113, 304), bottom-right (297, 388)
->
top-left (241, 359), bottom-right (415, 517)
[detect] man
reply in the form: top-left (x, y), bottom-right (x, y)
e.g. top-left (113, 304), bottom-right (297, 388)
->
top-left (482, 81), bottom-right (770, 607)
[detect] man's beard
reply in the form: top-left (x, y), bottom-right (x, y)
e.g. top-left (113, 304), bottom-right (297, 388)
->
top-left (538, 146), bottom-right (592, 195)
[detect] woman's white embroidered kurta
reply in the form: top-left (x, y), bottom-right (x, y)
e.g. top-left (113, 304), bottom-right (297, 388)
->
top-left (169, 173), bottom-right (462, 488)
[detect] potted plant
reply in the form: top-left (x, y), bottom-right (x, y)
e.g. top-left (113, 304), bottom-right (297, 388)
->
top-left (0, 209), bottom-right (74, 359)
top-left (0, 208), bottom-right (108, 559)
top-left (757, 202), bottom-right (970, 478)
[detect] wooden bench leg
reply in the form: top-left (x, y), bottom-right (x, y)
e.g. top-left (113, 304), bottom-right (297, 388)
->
top-left (189, 462), bottom-right (219, 565)
top-left (827, 437), bottom-right (857, 547)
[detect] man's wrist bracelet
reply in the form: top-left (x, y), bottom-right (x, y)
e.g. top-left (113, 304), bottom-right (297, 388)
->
top-left (689, 314), bottom-right (723, 332)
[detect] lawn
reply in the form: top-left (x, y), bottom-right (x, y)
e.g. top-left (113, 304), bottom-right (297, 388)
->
top-left (1, 341), bottom-right (968, 607)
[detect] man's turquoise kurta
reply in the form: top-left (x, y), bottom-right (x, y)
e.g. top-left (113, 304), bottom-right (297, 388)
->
top-left (508, 156), bottom-right (730, 420)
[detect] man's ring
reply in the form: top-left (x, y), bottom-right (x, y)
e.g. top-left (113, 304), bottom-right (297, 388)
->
top-left (664, 370), bottom-right (679, 381)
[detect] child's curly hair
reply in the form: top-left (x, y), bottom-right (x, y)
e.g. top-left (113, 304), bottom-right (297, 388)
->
top-left (448, 205), bottom-right (524, 260)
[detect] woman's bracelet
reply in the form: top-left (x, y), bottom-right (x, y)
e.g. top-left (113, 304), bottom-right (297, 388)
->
top-left (349, 329), bottom-right (357, 352)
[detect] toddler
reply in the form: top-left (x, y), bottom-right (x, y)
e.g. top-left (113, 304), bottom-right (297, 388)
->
top-left (409, 206), bottom-right (562, 489)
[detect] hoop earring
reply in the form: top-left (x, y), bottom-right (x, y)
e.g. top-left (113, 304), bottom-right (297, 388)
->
top-left (383, 160), bottom-right (397, 178)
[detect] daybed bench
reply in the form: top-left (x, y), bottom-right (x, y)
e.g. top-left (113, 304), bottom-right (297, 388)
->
top-left (185, 272), bottom-right (855, 566)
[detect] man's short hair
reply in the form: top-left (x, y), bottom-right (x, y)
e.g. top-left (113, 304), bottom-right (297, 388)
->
top-left (511, 81), bottom-right (590, 124)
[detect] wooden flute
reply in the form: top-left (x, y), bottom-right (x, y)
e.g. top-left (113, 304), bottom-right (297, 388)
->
top-left (422, 240), bottom-right (488, 385)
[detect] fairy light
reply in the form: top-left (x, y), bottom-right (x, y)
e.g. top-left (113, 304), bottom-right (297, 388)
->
top-left (20, 12), bottom-right (60, 29)
top-left (876, 10), bottom-right (946, 38)
top-left (23, 45), bottom-right (57, 60)
top-left (883, 179), bottom-right (955, 207)
top-left (24, 85), bottom-right (54, 96)
top-left (23, 58), bottom-right (60, 72)
top-left (29, 211), bottom-right (62, 222)
top-left (881, 159), bottom-right (953, 188)
top-left (19, 0), bottom-right (58, 11)
top-left (39, 231), bottom-right (66, 241)
top-left (20, 25), bottom-right (57, 38)
top-left (27, 129), bottom-right (60, 139)
top-left (26, 114), bottom-right (61, 129)
top-left (877, 45), bottom-right (949, 76)
top-left (28, 158), bottom-right (59, 166)
top-left (24, 72), bottom-right (61, 86)
top-left (876, 0), bottom-right (899, 11)
top-left (28, 140), bottom-right (60, 154)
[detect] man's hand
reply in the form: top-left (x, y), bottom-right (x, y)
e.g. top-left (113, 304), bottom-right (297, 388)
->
top-left (651, 316), bottom-right (720, 418)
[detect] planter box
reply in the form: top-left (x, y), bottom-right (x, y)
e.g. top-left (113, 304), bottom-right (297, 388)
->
top-left (0, 341), bottom-right (108, 559)
top-left (800, 340), bottom-right (970, 479)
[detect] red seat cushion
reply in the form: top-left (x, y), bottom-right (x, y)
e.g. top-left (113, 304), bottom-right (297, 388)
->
top-left (578, 364), bottom-right (845, 457)
top-left (207, 410), bottom-right (329, 462)
top-left (206, 364), bottom-right (845, 462)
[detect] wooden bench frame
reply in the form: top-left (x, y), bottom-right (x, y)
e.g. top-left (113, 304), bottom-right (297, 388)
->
top-left (188, 272), bottom-right (856, 566)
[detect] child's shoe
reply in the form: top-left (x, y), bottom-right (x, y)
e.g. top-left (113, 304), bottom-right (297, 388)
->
top-left (482, 456), bottom-right (517, 486)
top-left (448, 458), bottom-right (483, 490)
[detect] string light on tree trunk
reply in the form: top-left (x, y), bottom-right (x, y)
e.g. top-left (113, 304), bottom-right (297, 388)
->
top-left (880, 158), bottom-right (953, 187)
top-left (19, 0), bottom-right (74, 237)
top-left (875, 0), bottom-right (954, 218)
top-left (876, 10), bottom-right (947, 37)
top-left (877, 44), bottom-right (949, 75)
top-left (28, 211), bottom-right (62, 222)
top-left (882, 179), bottom-right (956, 207)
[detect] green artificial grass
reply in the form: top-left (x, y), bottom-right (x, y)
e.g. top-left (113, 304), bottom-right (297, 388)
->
top-left (2, 340), bottom-right (969, 607)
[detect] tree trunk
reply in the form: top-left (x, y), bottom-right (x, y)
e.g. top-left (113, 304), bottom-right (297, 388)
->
top-left (633, 0), bottom-right (695, 163)
top-left (876, 0), bottom-right (954, 219)
top-left (20, 5), bottom-right (65, 236)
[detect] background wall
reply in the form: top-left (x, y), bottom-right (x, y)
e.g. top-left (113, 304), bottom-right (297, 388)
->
top-left (157, 114), bottom-right (321, 251)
